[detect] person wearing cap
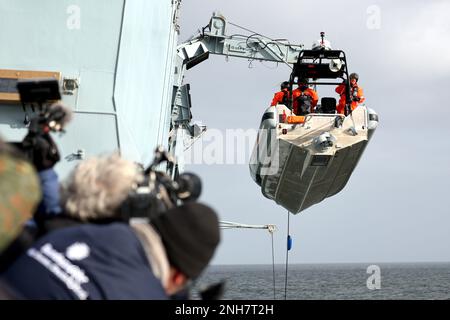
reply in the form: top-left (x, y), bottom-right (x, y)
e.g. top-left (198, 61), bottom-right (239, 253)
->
top-left (335, 72), bottom-right (365, 115)
top-left (270, 81), bottom-right (290, 107)
top-left (0, 138), bottom-right (41, 252)
top-left (292, 78), bottom-right (319, 115)
top-left (0, 154), bottom-right (220, 299)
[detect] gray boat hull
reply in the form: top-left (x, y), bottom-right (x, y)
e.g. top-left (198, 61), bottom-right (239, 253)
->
top-left (250, 105), bottom-right (378, 214)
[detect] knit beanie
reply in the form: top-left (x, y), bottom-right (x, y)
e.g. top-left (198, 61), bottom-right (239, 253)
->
top-left (150, 203), bottom-right (220, 279)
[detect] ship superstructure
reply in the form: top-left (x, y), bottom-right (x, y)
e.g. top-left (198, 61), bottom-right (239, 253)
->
top-left (0, 0), bottom-right (181, 176)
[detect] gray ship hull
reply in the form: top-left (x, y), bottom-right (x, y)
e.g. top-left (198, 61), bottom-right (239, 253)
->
top-left (0, 0), bottom-right (180, 177)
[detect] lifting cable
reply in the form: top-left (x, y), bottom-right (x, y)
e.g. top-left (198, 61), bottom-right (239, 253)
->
top-left (228, 21), bottom-right (293, 48)
top-left (284, 210), bottom-right (291, 300)
top-left (220, 221), bottom-right (277, 299)
top-left (269, 225), bottom-right (276, 299)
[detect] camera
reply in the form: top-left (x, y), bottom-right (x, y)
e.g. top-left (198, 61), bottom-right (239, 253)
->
top-left (119, 146), bottom-right (202, 222)
top-left (17, 78), bottom-right (71, 131)
top-left (13, 78), bottom-right (72, 171)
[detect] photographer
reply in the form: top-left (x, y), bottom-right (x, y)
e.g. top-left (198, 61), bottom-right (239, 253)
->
top-left (0, 153), bottom-right (221, 299)
top-left (14, 79), bottom-right (71, 220)
top-left (22, 101), bottom-right (72, 220)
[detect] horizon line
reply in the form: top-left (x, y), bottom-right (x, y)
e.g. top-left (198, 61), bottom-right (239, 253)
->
top-left (210, 260), bottom-right (450, 266)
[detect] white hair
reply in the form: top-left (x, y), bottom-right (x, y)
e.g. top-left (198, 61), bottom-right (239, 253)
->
top-left (61, 153), bottom-right (143, 221)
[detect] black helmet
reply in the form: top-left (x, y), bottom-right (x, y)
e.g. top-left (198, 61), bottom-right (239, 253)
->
top-left (349, 73), bottom-right (359, 81)
top-left (298, 78), bottom-right (308, 85)
top-left (281, 81), bottom-right (289, 90)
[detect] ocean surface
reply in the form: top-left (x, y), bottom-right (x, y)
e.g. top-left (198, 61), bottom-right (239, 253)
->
top-left (191, 263), bottom-right (450, 300)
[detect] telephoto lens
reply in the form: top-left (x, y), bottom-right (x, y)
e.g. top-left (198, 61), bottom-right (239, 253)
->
top-left (176, 172), bottom-right (202, 202)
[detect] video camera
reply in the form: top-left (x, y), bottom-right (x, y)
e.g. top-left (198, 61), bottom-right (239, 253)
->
top-left (14, 78), bottom-right (72, 171)
top-left (119, 146), bottom-right (202, 222)
top-left (17, 78), bottom-right (71, 131)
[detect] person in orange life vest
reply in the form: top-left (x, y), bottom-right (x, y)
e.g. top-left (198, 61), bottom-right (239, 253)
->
top-left (270, 81), bottom-right (290, 106)
top-left (292, 78), bottom-right (319, 115)
top-left (335, 72), bottom-right (365, 115)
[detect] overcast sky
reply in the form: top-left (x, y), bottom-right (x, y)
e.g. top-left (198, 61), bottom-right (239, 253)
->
top-left (178, 0), bottom-right (450, 265)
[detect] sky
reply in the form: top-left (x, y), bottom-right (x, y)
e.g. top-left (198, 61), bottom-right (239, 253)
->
top-left (178, 0), bottom-right (450, 265)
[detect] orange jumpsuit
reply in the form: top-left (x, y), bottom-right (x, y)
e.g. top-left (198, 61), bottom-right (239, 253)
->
top-left (292, 88), bottom-right (319, 115)
top-left (335, 84), bottom-right (365, 115)
top-left (270, 89), bottom-right (290, 106)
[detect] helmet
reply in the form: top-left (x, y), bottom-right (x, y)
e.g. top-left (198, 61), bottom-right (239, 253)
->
top-left (298, 78), bottom-right (308, 85)
top-left (281, 81), bottom-right (289, 90)
top-left (349, 73), bottom-right (359, 81)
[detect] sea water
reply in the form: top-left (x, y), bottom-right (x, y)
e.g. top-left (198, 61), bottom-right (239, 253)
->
top-left (192, 263), bottom-right (450, 300)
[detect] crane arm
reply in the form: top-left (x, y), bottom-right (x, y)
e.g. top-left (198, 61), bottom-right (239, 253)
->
top-left (179, 13), bottom-right (304, 69)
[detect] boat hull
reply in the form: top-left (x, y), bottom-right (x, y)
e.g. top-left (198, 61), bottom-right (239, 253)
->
top-left (250, 104), bottom-right (377, 214)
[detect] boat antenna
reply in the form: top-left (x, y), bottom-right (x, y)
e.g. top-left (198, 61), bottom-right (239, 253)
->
top-left (320, 31), bottom-right (325, 46)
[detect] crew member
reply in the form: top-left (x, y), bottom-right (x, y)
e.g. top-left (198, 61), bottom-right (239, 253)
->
top-left (336, 72), bottom-right (365, 115)
top-left (292, 78), bottom-right (319, 115)
top-left (270, 81), bottom-right (290, 106)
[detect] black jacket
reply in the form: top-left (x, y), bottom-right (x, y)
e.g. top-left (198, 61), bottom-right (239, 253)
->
top-left (1, 222), bottom-right (167, 300)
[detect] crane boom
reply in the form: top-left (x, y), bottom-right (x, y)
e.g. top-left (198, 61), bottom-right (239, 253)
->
top-left (186, 14), bottom-right (303, 65)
